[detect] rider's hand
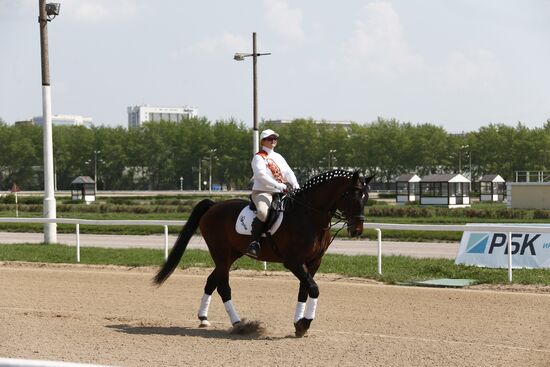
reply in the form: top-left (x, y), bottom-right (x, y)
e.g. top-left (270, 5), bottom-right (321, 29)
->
top-left (276, 182), bottom-right (288, 192)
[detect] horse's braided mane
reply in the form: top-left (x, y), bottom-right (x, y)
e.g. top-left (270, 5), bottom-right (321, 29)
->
top-left (294, 169), bottom-right (354, 195)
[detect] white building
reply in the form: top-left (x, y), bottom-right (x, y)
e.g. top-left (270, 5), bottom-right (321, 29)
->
top-left (127, 105), bottom-right (198, 128)
top-left (267, 119), bottom-right (353, 129)
top-left (419, 174), bottom-right (471, 208)
top-left (33, 114), bottom-right (93, 127)
top-left (395, 174), bottom-right (421, 204)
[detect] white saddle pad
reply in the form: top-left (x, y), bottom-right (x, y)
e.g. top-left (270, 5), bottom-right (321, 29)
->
top-left (235, 206), bottom-right (284, 236)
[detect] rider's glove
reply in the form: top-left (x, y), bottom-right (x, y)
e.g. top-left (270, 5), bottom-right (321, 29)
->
top-left (276, 182), bottom-right (288, 192)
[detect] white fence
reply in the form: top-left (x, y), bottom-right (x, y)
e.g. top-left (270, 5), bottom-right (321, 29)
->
top-left (2, 218), bottom-right (550, 282)
top-left (0, 217), bottom-right (185, 262)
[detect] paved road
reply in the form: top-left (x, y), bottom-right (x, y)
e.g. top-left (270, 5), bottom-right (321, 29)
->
top-left (0, 232), bottom-right (459, 259)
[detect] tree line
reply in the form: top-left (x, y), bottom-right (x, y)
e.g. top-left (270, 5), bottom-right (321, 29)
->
top-left (0, 117), bottom-right (549, 191)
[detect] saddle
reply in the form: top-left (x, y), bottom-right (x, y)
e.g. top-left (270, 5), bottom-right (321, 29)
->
top-left (235, 194), bottom-right (285, 236)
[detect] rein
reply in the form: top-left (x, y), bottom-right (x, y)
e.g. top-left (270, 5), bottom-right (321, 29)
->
top-left (277, 170), bottom-right (369, 260)
top-left (285, 191), bottom-right (360, 238)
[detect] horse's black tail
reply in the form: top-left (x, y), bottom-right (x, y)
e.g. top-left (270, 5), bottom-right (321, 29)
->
top-left (153, 199), bottom-right (215, 285)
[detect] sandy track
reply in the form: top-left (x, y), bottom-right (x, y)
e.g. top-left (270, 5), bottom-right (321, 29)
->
top-left (0, 262), bottom-right (549, 367)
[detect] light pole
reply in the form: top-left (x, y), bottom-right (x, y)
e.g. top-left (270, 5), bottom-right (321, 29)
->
top-left (328, 149), bottom-right (337, 169)
top-left (198, 158), bottom-right (202, 191)
top-left (85, 150), bottom-right (102, 192)
top-left (38, 1), bottom-right (61, 244)
top-left (234, 32), bottom-right (271, 155)
top-left (207, 149), bottom-right (217, 193)
top-left (468, 151), bottom-right (472, 180)
top-left (459, 144), bottom-right (469, 174)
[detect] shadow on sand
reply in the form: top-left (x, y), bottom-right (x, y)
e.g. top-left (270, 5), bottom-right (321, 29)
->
top-left (106, 319), bottom-right (295, 340)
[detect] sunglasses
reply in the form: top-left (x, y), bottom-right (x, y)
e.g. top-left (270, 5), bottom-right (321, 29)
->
top-left (264, 136), bottom-right (278, 141)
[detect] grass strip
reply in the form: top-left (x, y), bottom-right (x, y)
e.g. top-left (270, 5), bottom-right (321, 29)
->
top-left (0, 243), bottom-right (548, 286)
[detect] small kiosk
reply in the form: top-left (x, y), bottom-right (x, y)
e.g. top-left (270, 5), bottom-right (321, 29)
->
top-left (479, 174), bottom-right (505, 202)
top-left (71, 176), bottom-right (96, 203)
top-left (395, 174), bottom-right (421, 204)
top-left (419, 174), bottom-right (471, 208)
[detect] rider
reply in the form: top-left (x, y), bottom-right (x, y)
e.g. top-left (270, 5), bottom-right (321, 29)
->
top-left (246, 129), bottom-right (300, 258)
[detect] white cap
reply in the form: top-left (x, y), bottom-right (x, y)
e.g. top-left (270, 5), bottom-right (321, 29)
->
top-left (259, 129), bottom-right (279, 140)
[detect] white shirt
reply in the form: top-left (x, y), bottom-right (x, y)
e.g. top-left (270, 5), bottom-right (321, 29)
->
top-left (251, 147), bottom-right (300, 192)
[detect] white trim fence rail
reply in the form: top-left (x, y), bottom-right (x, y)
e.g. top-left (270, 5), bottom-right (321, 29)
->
top-left (2, 218), bottom-right (550, 282)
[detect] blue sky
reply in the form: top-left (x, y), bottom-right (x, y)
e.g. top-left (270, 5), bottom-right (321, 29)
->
top-left (1, 0), bottom-right (549, 132)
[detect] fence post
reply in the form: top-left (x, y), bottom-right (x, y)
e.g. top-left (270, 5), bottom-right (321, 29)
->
top-left (164, 225), bottom-right (169, 261)
top-left (508, 232), bottom-right (512, 283)
top-left (376, 228), bottom-right (382, 275)
top-left (76, 223), bottom-right (80, 263)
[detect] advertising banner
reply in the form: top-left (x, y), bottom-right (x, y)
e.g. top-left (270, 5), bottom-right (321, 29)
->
top-left (455, 224), bottom-right (550, 268)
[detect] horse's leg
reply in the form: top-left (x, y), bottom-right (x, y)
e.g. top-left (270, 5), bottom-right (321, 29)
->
top-left (293, 258), bottom-right (323, 324)
top-left (293, 280), bottom-right (308, 324)
top-left (285, 262), bottom-right (319, 337)
top-left (197, 270), bottom-right (217, 327)
top-left (216, 251), bottom-right (243, 326)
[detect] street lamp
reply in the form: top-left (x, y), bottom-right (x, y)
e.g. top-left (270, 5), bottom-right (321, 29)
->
top-left (234, 32), bottom-right (271, 155)
top-left (328, 149), bottom-right (337, 169)
top-left (207, 149), bottom-right (217, 193)
top-left (458, 145), bottom-right (469, 173)
top-left (85, 150), bottom-right (102, 192)
top-left (38, 0), bottom-right (61, 243)
top-left (198, 158), bottom-right (202, 191)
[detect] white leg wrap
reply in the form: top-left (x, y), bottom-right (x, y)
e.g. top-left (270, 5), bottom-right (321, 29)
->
top-left (197, 293), bottom-right (211, 318)
top-left (223, 300), bottom-right (241, 325)
top-left (293, 301), bottom-right (306, 323)
top-left (304, 297), bottom-right (318, 320)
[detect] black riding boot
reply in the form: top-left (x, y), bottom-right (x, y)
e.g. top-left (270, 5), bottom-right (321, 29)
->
top-left (246, 217), bottom-right (265, 258)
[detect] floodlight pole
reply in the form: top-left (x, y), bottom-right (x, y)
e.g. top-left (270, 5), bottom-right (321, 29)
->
top-left (252, 32), bottom-right (259, 154)
top-left (39, 0), bottom-right (57, 243)
top-left (234, 33), bottom-right (270, 155)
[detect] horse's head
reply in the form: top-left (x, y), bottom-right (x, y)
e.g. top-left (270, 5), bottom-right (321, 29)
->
top-left (336, 171), bottom-right (374, 237)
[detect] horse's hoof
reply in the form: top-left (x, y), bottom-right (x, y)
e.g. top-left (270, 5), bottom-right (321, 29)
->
top-left (198, 319), bottom-right (211, 328)
top-left (294, 318), bottom-right (312, 338)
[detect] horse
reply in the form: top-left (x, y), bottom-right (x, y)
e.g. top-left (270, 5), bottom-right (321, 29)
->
top-left (153, 169), bottom-right (373, 337)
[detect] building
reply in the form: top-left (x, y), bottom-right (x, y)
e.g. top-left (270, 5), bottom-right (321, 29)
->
top-left (32, 114), bottom-right (93, 127)
top-left (127, 105), bottom-right (198, 128)
top-left (479, 174), bottom-right (505, 202)
top-left (419, 174), bottom-right (471, 208)
top-left (267, 119), bottom-right (354, 129)
top-left (395, 174), bottom-right (421, 204)
top-left (507, 171), bottom-right (550, 209)
top-left (70, 176), bottom-right (96, 203)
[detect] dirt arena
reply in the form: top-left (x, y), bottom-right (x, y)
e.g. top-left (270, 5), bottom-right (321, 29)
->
top-left (1, 262), bottom-right (549, 367)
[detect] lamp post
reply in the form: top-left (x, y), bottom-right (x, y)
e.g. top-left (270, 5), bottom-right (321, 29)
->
top-left (85, 150), bottom-right (102, 192)
top-left (198, 158), bottom-right (202, 191)
top-left (234, 32), bottom-right (271, 155)
top-left (458, 144), bottom-right (469, 174)
top-left (207, 149), bottom-right (217, 193)
top-left (38, 0), bottom-right (61, 244)
top-left (328, 149), bottom-right (337, 169)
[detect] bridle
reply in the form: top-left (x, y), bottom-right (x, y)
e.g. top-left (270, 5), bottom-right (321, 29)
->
top-left (285, 180), bottom-right (367, 243)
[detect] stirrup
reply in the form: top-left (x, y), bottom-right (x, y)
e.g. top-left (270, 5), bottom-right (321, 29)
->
top-left (246, 241), bottom-right (261, 258)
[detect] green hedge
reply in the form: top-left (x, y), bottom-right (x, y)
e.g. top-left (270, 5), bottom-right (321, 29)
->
top-left (365, 206), bottom-right (537, 220)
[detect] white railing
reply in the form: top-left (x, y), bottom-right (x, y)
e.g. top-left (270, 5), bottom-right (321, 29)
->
top-left (2, 218), bottom-right (549, 282)
top-left (0, 217), bottom-right (185, 262)
top-left (514, 170), bottom-right (550, 182)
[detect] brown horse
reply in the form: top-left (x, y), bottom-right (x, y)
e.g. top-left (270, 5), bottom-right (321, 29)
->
top-left (153, 170), bottom-right (372, 337)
